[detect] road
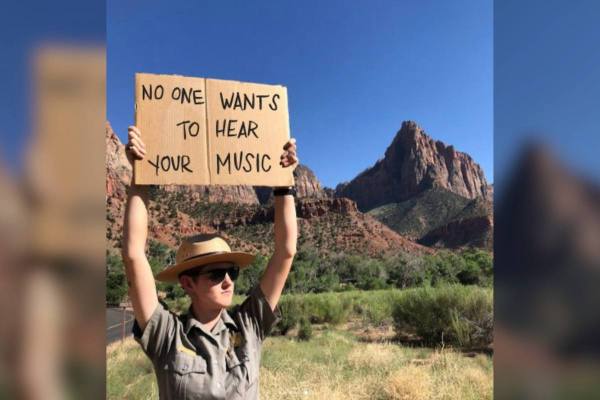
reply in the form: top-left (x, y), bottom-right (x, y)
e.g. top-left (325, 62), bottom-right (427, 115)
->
top-left (106, 307), bottom-right (135, 344)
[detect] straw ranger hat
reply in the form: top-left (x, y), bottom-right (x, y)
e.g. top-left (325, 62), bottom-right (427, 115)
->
top-left (156, 234), bottom-right (255, 282)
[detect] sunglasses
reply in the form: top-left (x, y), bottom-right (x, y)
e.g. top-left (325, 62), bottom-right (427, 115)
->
top-left (195, 266), bottom-right (240, 283)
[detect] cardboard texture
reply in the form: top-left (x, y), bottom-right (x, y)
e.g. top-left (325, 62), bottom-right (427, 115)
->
top-left (28, 46), bottom-right (106, 258)
top-left (134, 73), bottom-right (209, 185)
top-left (206, 78), bottom-right (294, 186)
top-left (134, 73), bottom-right (294, 187)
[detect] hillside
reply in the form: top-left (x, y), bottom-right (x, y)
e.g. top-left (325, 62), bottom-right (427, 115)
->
top-left (368, 188), bottom-right (493, 249)
top-left (105, 123), bottom-right (430, 258)
top-left (107, 120), bottom-right (492, 254)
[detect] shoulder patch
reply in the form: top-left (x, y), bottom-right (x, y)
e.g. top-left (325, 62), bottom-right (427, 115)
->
top-left (231, 332), bottom-right (245, 348)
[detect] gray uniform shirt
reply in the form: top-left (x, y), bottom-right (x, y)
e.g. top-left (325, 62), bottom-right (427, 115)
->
top-left (133, 285), bottom-right (281, 400)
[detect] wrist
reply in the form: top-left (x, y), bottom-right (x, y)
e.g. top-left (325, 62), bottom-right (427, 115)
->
top-left (273, 187), bottom-right (296, 197)
top-left (127, 183), bottom-right (150, 197)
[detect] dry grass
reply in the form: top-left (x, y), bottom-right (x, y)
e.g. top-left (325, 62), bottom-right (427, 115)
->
top-left (107, 329), bottom-right (492, 400)
top-left (106, 339), bottom-right (158, 400)
top-left (384, 365), bottom-right (433, 400)
top-left (260, 331), bottom-right (492, 400)
top-left (347, 343), bottom-right (397, 368)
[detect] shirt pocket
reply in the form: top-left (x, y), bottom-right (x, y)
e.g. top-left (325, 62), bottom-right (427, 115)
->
top-left (225, 346), bottom-right (253, 397)
top-left (165, 353), bottom-right (207, 398)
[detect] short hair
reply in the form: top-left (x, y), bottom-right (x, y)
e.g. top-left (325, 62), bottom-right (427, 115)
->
top-left (178, 265), bottom-right (205, 280)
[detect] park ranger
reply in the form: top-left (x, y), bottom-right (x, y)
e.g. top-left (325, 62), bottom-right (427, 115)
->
top-left (122, 125), bottom-right (298, 399)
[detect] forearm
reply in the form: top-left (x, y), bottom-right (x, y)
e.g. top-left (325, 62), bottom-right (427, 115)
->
top-left (273, 194), bottom-right (297, 258)
top-left (121, 184), bottom-right (157, 328)
top-left (260, 193), bottom-right (297, 309)
top-left (122, 185), bottom-right (149, 260)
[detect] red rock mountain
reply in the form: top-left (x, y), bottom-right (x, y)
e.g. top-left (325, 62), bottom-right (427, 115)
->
top-left (106, 122), bottom-right (131, 201)
top-left (294, 165), bottom-right (328, 199)
top-left (336, 120), bottom-right (489, 211)
top-left (105, 123), bottom-right (428, 257)
top-left (255, 164), bottom-right (329, 204)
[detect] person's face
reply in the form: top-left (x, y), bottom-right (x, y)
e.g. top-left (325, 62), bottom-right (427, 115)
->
top-left (179, 262), bottom-right (237, 311)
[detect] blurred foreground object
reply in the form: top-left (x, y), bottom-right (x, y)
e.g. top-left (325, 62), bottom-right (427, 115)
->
top-left (0, 45), bottom-right (105, 399)
top-left (494, 0), bottom-right (600, 397)
top-left (495, 143), bottom-right (600, 398)
top-left (27, 45), bottom-right (105, 261)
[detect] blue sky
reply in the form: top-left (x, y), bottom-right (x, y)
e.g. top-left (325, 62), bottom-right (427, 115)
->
top-left (0, 0), bottom-right (104, 172)
top-left (108, 0), bottom-right (493, 188)
top-left (495, 0), bottom-right (600, 190)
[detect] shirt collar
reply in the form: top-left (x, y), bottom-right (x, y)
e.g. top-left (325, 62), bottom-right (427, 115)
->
top-left (220, 309), bottom-right (239, 331)
top-left (184, 307), bottom-right (239, 335)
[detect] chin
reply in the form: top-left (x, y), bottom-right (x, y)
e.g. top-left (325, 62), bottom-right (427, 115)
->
top-left (211, 291), bottom-right (232, 307)
top-left (221, 293), bottom-right (234, 306)
top-left (222, 299), bottom-right (233, 308)
top-left (213, 300), bottom-right (230, 310)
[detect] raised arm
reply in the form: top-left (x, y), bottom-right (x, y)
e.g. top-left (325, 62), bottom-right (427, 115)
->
top-left (260, 139), bottom-right (298, 310)
top-left (121, 126), bottom-right (158, 330)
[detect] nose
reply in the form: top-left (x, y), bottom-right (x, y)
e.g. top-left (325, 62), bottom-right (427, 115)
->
top-left (222, 273), bottom-right (233, 288)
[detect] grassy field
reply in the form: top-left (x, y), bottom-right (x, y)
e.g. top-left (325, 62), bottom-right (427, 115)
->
top-left (107, 324), bottom-right (492, 400)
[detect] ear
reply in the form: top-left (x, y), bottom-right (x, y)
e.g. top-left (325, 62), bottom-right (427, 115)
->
top-left (178, 275), bottom-right (196, 296)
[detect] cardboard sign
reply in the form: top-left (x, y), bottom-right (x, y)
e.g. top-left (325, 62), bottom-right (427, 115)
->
top-left (29, 46), bottom-right (106, 259)
top-left (134, 73), bottom-right (294, 187)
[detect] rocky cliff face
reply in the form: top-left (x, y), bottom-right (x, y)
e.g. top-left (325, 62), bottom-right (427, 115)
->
top-left (105, 123), bottom-right (259, 249)
top-left (336, 120), bottom-right (489, 211)
top-left (105, 122), bottom-right (424, 256)
top-left (172, 185), bottom-right (260, 205)
top-left (293, 165), bottom-right (328, 199)
top-left (106, 119), bottom-right (491, 254)
top-left (105, 123), bottom-right (131, 248)
top-left (105, 122), bottom-right (131, 201)
top-left (254, 164), bottom-right (328, 204)
top-left (297, 197), bottom-right (357, 218)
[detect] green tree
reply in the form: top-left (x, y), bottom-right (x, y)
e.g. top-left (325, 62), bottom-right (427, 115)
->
top-left (458, 249), bottom-right (493, 286)
top-left (147, 240), bottom-right (176, 294)
top-left (106, 252), bottom-right (127, 305)
top-left (237, 254), bottom-right (268, 295)
top-left (385, 255), bottom-right (429, 288)
top-left (286, 248), bottom-right (320, 293)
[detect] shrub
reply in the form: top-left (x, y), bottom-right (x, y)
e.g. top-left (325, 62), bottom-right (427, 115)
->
top-left (392, 285), bottom-right (492, 349)
top-left (359, 290), bottom-right (402, 326)
top-left (456, 262), bottom-right (481, 285)
top-left (386, 256), bottom-right (430, 288)
top-left (164, 283), bottom-right (186, 300)
top-left (273, 296), bottom-right (302, 335)
top-left (271, 289), bottom-right (405, 334)
top-left (302, 292), bottom-right (352, 325)
top-left (421, 252), bottom-right (463, 286)
top-left (297, 317), bottom-right (312, 341)
top-left (460, 249), bottom-right (493, 286)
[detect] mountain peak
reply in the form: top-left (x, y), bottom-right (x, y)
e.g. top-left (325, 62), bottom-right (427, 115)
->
top-left (336, 121), bottom-right (489, 211)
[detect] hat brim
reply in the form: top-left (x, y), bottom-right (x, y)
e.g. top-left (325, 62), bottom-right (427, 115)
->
top-left (155, 252), bottom-right (255, 283)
